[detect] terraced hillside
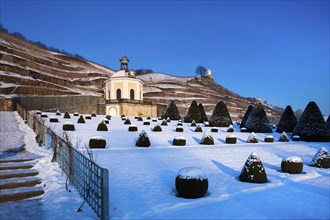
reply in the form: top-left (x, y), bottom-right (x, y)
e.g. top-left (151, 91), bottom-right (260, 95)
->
top-left (0, 31), bottom-right (115, 96)
top-left (139, 74), bottom-right (282, 122)
top-left (0, 31), bottom-right (282, 122)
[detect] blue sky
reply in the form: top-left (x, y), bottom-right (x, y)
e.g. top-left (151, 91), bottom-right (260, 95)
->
top-left (1, 0), bottom-right (329, 115)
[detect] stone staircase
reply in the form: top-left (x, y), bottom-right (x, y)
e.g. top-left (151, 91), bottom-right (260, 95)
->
top-left (0, 158), bottom-right (44, 203)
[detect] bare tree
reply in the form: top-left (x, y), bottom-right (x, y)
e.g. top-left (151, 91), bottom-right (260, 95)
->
top-left (195, 66), bottom-right (207, 77)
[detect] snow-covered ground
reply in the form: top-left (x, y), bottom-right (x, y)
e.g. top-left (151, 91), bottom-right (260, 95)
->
top-left (0, 112), bottom-right (97, 220)
top-left (33, 111), bottom-right (330, 219)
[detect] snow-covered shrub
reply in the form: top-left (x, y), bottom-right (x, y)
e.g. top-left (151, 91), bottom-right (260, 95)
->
top-left (209, 101), bottom-right (232, 127)
top-left (152, 124), bottom-right (162, 132)
top-left (166, 117), bottom-right (171, 122)
top-left (162, 101), bottom-right (181, 120)
top-left (36, 110), bottom-right (42, 115)
top-left (276, 105), bottom-right (297, 133)
top-left (292, 135), bottom-right (300, 141)
top-left (124, 118), bottom-right (131, 125)
top-left (244, 103), bottom-right (272, 133)
top-left (63, 112), bottom-right (70, 119)
top-left (121, 114), bottom-right (126, 118)
top-left (239, 152), bottom-right (268, 183)
top-left (175, 167), bottom-right (208, 198)
top-left (247, 132), bottom-right (258, 143)
top-left (264, 135), bottom-right (274, 143)
top-left (226, 135), bottom-right (237, 144)
top-left (204, 121), bottom-right (210, 127)
top-left (184, 101), bottom-right (203, 123)
top-left (161, 119), bottom-right (168, 126)
top-left (191, 120), bottom-right (197, 127)
top-left (310, 147), bottom-right (330, 168)
top-left (97, 122), bottom-right (108, 131)
top-left (147, 116), bottom-right (151, 120)
top-left (278, 132), bottom-right (289, 142)
top-left (176, 126), bottom-right (184, 132)
top-left (227, 125), bottom-right (235, 132)
top-left (281, 156), bottom-right (303, 174)
top-left (292, 101), bottom-right (330, 142)
top-left (106, 115), bottom-right (111, 120)
top-left (85, 115), bottom-right (92, 120)
top-left (91, 112), bottom-right (97, 117)
top-left (152, 119), bottom-right (157, 122)
top-left (211, 127), bottom-right (218, 133)
top-left (136, 130), bottom-right (151, 147)
top-left (77, 116), bottom-right (85, 123)
top-left (178, 119), bottom-right (182, 123)
top-left (55, 110), bottom-right (61, 115)
top-left (73, 112), bottom-right (79, 116)
top-left (137, 117), bottom-right (143, 121)
top-left (128, 125), bottom-right (138, 132)
top-left (194, 125), bottom-right (203, 132)
top-left (158, 117), bottom-right (163, 120)
top-left (63, 122), bottom-right (75, 131)
top-left (177, 122), bottom-right (183, 126)
top-left (41, 113), bottom-right (48, 118)
top-left (103, 119), bottom-right (109, 124)
top-left (173, 136), bottom-right (186, 146)
top-left (199, 103), bottom-right (208, 123)
top-left (240, 127), bottom-right (248, 133)
top-left (240, 105), bottom-right (253, 128)
top-left (200, 130), bottom-right (214, 145)
top-left (143, 121), bottom-right (150, 125)
top-left (326, 116), bottom-right (330, 131)
top-left (89, 136), bottom-right (106, 149)
top-left (49, 117), bottom-right (59, 123)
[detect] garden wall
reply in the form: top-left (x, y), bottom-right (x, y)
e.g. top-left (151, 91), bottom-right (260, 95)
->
top-left (8, 95), bottom-right (106, 114)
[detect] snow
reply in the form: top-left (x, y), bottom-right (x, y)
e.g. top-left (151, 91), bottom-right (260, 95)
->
top-left (177, 167), bottom-right (207, 180)
top-left (283, 156), bottom-right (303, 163)
top-left (137, 73), bottom-right (193, 83)
top-left (1, 111), bottom-right (330, 220)
top-left (174, 136), bottom-right (186, 140)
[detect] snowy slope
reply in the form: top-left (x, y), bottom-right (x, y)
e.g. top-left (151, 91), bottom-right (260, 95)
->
top-left (37, 111), bottom-right (330, 220)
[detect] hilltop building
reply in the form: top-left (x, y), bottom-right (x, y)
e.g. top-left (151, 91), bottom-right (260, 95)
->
top-left (104, 55), bottom-right (157, 117)
top-left (206, 67), bottom-right (213, 79)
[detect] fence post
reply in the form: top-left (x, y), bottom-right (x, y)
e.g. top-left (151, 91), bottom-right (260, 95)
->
top-left (102, 168), bottom-right (109, 220)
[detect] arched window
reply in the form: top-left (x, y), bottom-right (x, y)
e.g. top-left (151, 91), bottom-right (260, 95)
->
top-left (130, 89), bottom-right (135, 100)
top-left (116, 89), bottom-right (121, 100)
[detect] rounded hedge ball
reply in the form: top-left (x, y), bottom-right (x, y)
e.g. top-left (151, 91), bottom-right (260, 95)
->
top-left (264, 136), bottom-right (274, 143)
top-left (143, 121), bottom-right (150, 125)
top-left (175, 167), bottom-right (208, 199)
top-left (89, 136), bottom-right (106, 149)
top-left (63, 122), bottom-right (75, 131)
top-left (41, 113), bottom-right (48, 118)
top-left (211, 127), bottom-right (218, 133)
top-left (173, 136), bottom-right (186, 146)
top-left (226, 135), bottom-right (237, 144)
top-left (50, 117), bottom-right (59, 123)
top-left (281, 156), bottom-right (303, 174)
top-left (128, 125), bottom-right (138, 132)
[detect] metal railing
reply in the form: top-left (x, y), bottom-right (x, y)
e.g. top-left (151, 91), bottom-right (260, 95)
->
top-left (16, 104), bottom-right (109, 220)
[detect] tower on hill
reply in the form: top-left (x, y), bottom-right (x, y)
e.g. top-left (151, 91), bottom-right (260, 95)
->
top-left (206, 67), bottom-right (213, 79)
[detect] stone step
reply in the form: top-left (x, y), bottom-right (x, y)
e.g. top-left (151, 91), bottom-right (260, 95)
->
top-left (0, 176), bottom-right (42, 190)
top-left (0, 161), bottom-right (36, 170)
top-left (0, 169), bottom-right (39, 179)
top-left (0, 186), bottom-right (44, 203)
top-left (0, 158), bottom-right (35, 163)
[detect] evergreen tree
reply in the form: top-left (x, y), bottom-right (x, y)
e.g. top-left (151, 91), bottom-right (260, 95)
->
top-left (245, 103), bottom-right (272, 133)
top-left (162, 100), bottom-right (180, 120)
top-left (184, 101), bottom-right (202, 123)
top-left (326, 115), bottom-right (330, 132)
top-left (198, 103), bottom-right (208, 122)
top-left (292, 101), bottom-right (330, 142)
top-left (209, 101), bottom-right (232, 127)
top-left (239, 153), bottom-right (267, 183)
top-left (276, 105), bottom-right (297, 133)
top-left (240, 105), bottom-right (253, 128)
